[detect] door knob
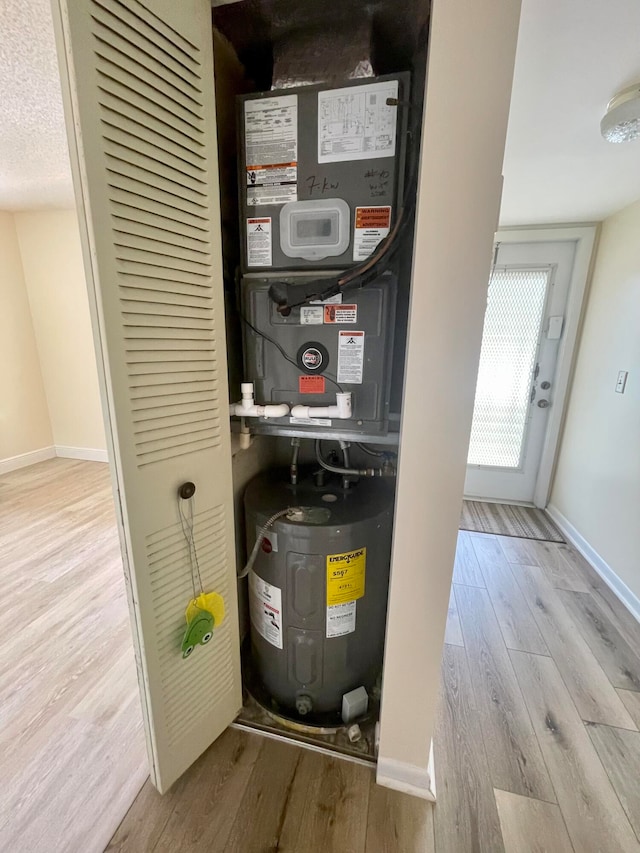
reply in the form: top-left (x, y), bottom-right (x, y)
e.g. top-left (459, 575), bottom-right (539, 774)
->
top-left (540, 381), bottom-right (551, 390)
top-left (537, 399), bottom-right (550, 408)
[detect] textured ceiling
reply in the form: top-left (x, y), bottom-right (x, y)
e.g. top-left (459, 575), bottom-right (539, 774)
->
top-left (1, 0), bottom-right (639, 221)
top-left (0, 0), bottom-right (74, 210)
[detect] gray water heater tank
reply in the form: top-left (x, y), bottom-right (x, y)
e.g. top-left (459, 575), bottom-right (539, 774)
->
top-left (244, 468), bottom-right (394, 719)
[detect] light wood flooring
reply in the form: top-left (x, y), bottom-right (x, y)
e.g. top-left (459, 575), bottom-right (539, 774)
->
top-left (0, 458), bottom-right (146, 853)
top-left (4, 461), bottom-right (640, 852)
top-left (109, 528), bottom-right (640, 853)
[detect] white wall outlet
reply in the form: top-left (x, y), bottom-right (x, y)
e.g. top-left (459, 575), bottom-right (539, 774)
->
top-left (615, 370), bottom-right (628, 394)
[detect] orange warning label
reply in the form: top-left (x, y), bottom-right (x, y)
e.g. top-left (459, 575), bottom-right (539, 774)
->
top-left (324, 304), bottom-right (357, 324)
top-left (299, 375), bottom-right (326, 394)
top-left (246, 161), bottom-right (297, 171)
top-left (355, 206), bottom-right (392, 229)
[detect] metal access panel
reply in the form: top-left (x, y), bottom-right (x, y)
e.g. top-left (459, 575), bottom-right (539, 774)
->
top-left (241, 272), bottom-right (397, 436)
top-left (239, 73), bottom-right (410, 273)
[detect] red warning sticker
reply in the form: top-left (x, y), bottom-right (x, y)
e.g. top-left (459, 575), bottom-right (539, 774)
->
top-left (299, 375), bottom-right (326, 394)
top-left (353, 206), bottom-right (392, 262)
top-left (324, 304), bottom-right (357, 324)
top-left (355, 206), bottom-right (392, 229)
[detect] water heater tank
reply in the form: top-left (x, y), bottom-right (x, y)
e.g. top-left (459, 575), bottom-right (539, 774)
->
top-left (244, 468), bottom-right (394, 720)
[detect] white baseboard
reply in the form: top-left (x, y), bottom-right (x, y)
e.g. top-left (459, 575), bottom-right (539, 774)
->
top-left (547, 504), bottom-right (640, 624)
top-left (376, 756), bottom-right (436, 801)
top-left (0, 446), bottom-right (56, 474)
top-left (55, 445), bottom-right (108, 463)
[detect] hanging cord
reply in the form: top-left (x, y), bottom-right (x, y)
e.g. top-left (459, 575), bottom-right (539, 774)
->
top-left (238, 508), bottom-right (299, 579)
top-left (178, 492), bottom-right (204, 600)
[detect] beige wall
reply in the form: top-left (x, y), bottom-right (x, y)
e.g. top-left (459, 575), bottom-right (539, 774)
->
top-left (551, 199), bottom-right (640, 601)
top-left (378, 0), bottom-right (522, 791)
top-left (15, 210), bottom-right (106, 451)
top-left (0, 212), bottom-right (53, 461)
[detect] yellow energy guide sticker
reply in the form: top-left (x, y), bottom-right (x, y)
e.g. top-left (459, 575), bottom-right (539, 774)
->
top-left (326, 548), bottom-right (366, 605)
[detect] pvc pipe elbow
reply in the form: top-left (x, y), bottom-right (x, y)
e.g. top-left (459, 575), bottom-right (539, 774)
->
top-left (257, 403), bottom-right (290, 418)
top-left (290, 392), bottom-right (352, 421)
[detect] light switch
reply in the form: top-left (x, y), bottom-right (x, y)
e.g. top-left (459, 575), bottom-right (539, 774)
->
top-left (547, 316), bottom-right (564, 340)
top-left (615, 370), bottom-right (628, 394)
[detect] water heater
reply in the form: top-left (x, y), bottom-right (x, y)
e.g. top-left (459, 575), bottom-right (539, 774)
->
top-left (244, 468), bottom-right (394, 719)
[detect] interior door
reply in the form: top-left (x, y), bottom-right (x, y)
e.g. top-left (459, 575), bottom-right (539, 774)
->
top-left (464, 240), bottom-right (576, 504)
top-left (52, 0), bottom-right (241, 793)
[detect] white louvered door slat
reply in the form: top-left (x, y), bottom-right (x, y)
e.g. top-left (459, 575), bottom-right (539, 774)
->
top-left (52, 0), bottom-right (241, 792)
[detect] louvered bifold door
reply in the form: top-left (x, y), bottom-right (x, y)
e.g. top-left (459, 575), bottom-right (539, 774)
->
top-left (52, 0), bottom-right (241, 792)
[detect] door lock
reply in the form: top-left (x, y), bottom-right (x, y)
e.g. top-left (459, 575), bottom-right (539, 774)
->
top-left (537, 399), bottom-right (550, 408)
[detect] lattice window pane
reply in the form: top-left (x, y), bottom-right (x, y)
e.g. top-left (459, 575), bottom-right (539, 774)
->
top-left (467, 268), bottom-right (549, 468)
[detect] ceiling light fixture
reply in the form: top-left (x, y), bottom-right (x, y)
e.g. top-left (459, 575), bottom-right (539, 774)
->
top-left (601, 84), bottom-right (640, 143)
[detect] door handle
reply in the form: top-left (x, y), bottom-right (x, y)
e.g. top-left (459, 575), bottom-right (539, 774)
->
top-left (537, 399), bottom-right (550, 408)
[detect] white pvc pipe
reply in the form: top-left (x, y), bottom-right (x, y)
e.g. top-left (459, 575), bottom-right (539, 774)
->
top-left (290, 392), bottom-right (352, 420)
top-left (230, 383), bottom-right (290, 419)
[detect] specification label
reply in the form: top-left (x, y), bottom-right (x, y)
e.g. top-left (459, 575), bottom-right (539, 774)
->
top-left (245, 94), bottom-right (298, 206)
top-left (337, 331), bottom-right (365, 384)
top-left (326, 601), bottom-right (357, 638)
top-left (300, 306), bottom-right (324, 325)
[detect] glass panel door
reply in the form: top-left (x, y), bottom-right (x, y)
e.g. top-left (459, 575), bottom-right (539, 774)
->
top-left (467, 268), bottom-right (549, 468)
top-left (464, 239), bottom-right (577, 505)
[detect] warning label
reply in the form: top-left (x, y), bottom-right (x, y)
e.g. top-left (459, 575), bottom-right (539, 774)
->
top-left (353, 206), bottom-right (392, 261)
top-left (326, 548), bottom-right (366, 606)
top-left (324, 304), bottom-right (357, 324)
top-left (245, 95), bottom-right (298, 206)
top-left (246, 218), bottom-right (272, 267)
top-left (327, 601), bottom-right (357, 638)
top-left (299, 375), bottom-right (326, 394)
top-left (249, 571), bottom-right (283, 649)
top-left (246, 165), bottom-right (297, 206)
top-left (337, 331), bottom-right (365, 384)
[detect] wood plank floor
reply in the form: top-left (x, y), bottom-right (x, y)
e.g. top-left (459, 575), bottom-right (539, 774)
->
top-left (5, 463), bottom-right (640, 852)
top-left (111, 528), bottom-right (640, 852)
top-left (435, 531), bottom-right (640, 853)
top-left (0, 459), bottom-right (147, 853)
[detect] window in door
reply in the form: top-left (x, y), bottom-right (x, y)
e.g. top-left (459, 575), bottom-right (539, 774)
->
top-left (467, 267), bottom-right (549, 469)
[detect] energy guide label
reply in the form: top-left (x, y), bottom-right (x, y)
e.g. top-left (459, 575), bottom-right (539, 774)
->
top-left (246, 218), bottom-right (272, 267)
top-left (245, 94), bottom-right (298, 205)
top-left (249, 571), bottom-right (283, 650)
top-left (337, 331), bottom-right (365, 384)
top-left (325, 546), bottom-right (365, 635)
